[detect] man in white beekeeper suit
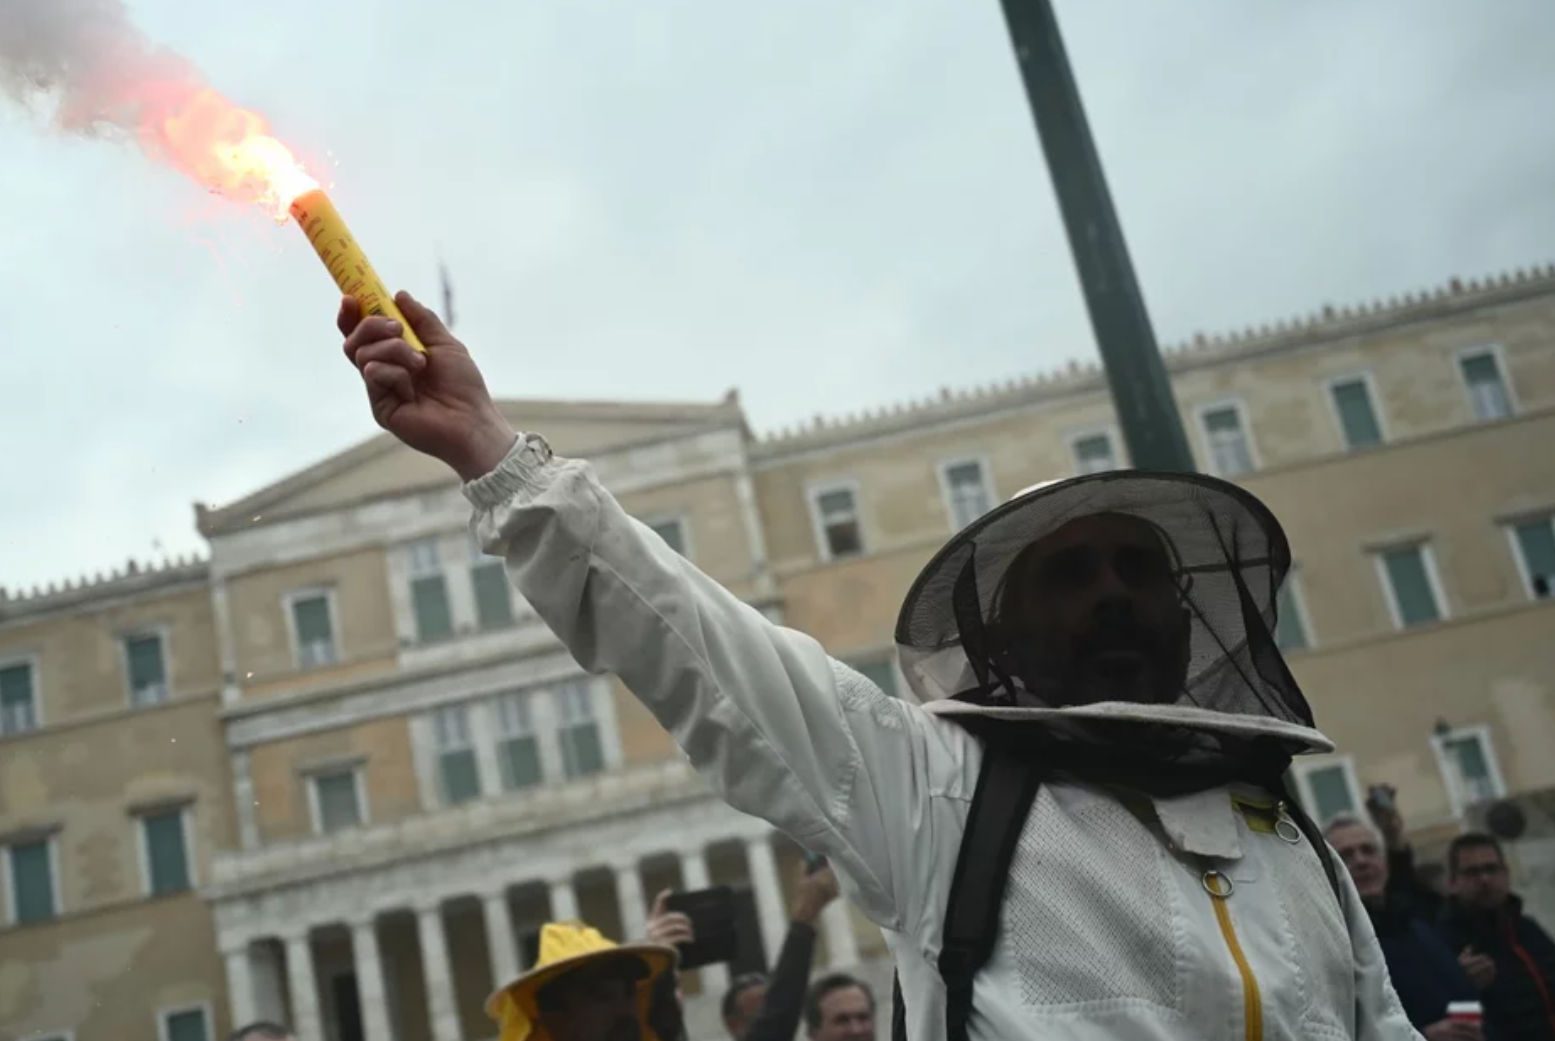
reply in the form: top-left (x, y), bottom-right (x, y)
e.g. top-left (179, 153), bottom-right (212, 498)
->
top-left (333, 293), bottom-right (1422, 1041)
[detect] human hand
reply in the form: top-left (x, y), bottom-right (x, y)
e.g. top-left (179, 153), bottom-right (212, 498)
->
top-left (646, 889), bottom-right (694, 947)
top-left (793, 862), bottom-right (839, 925)
top-left (1365, 784), bottom-right (1405, 847)
top-left (338, 292), bottom-right (515, 481)
top-left (1459, 946), bottom-right (1497, 990)
top-left (1423, 1018), bottom-right (1482, 1041)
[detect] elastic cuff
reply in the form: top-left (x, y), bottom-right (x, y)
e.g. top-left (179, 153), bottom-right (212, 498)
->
top-left (462, 432), bottom-right (554, 509)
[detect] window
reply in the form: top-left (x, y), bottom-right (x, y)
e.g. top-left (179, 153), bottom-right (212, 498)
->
top-left (1199, 404), bottom-right (1255, 477)
top-left (140, 808), bottom-right (192, 896)
top-left (647, 517), bottom-right (689, 557)
top-left (408, 538), bottom-right (453, 643)
top-left (125, 633), bottom-right (169, 707)
top-left (1329, 376), bottom-right (1384, 450)
top-left (1459, 349), bottom-right (1513, 421)
top-left (1376, 544), bottom-right (1446, 628)
top-left (852, 659), bottom-right (898, 698)
top-left (1294, 759), bottom-right (1360, 825)
top-left (1274, 574), bottom-right (1311, 652)
top-left (556, 683), bottom-right (604, 780)
top-left (1434, 726), bottom-right (1505, 814)
top-left (469, 534), bottom-right (516, 630)
top-left (1508, 516), bottom-right (1555, 600)
top-left (433, 705), bottom-right (481, 804)
top-left (940, 460), bottom-right (994, 532)
top-left (289, 592), bottom-right (337, 668)
top-left (1070, 432), bottom-right (1117, 475)
top-left (160, 1005), bottom-right (212, 1041)
top-left (7, 837), bottom-right (57, 924)
top-left (495, 693), bottom-right (542, 791)
top-left (810, 484), bottom-right (864, 560)
top-left (311, 769), bottom-right (365, 834)
top-left (0, 660), bottom-right (37, 736)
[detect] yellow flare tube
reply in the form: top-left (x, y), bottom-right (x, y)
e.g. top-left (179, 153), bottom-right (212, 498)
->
top-left (289, 188), bottom-right (426, 353)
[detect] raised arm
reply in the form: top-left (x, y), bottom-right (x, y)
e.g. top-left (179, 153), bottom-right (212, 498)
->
top-left (336, 294), bottom-right (970, 929)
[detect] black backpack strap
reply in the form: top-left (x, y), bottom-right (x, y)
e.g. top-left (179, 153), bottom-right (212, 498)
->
top-left (941, 748), bottom-right (1045, 1041)
top-left (890, 746), bottom-right (1042, 1041)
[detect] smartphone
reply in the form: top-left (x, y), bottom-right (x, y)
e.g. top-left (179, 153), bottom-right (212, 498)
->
top-left (1367, 785), bottom-right (1395, 812)
top-left (802, 849), bottom-right (829, 875)
top-left (663, 886), bottom-right (739, 969)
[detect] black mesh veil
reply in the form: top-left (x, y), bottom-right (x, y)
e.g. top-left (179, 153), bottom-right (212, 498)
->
top-left (894, 472), bottom-right (1325, 760)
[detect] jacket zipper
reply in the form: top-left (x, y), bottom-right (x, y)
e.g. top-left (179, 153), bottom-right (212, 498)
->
top-left (1204, 869), bottom-right (1263, 1041)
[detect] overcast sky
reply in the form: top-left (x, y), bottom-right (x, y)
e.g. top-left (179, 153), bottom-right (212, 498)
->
top-left (2, 1), bottom-right (1552, 591)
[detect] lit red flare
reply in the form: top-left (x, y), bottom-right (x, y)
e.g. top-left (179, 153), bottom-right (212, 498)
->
top-left (141, 86), bottom-right (423, 350)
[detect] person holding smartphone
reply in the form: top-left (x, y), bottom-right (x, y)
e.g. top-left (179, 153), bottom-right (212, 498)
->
top-left (646, 858), bottom-right (841, 1041)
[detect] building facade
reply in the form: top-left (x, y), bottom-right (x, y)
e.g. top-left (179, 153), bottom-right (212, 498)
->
top-left (3, 266), bottom-right (1554, 1041)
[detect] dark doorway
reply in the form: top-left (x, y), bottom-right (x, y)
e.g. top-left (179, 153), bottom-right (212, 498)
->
top-left (332, 972), bottom-right (364, 1041)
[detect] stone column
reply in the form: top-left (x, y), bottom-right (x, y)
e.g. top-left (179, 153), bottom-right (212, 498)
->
top-left (743, 835), bottom-right (787, 965)
top-left (679, 846), bottom-right (730, 994)
top-left (549, 876), bottom-right (579, 921)
top-left (283, 930), bottom-right (323, 1041)
top-left (483, 890), bottom-right (520, 989)
top-left (232, 750), bottom-right (260, 851)
top-left (223, 942), bottom-right (257, 1029)
top-left (820, 900), bottom-right (860, 970)
top-left (416, 902), bottom-right (461, 1041)
top-left (351, 917), bottom-right (393, 1041)
top-left (613, 860), bottom-right (648, 941)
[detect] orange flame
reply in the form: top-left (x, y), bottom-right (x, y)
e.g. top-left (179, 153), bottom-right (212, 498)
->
top-left (143, 88), bottom-right (317, 220)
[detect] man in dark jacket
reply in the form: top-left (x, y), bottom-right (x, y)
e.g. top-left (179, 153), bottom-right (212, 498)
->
top-left (1440, 833), bottom-right (1555, 1041)
top-left (1329, 816), bottom-right (1485, 1040)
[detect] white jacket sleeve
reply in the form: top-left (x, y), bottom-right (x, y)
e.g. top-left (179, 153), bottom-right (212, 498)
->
top-left (1331, 847), bottom-right (1425, 1040)
top-left (464, 434), bottom-right (968, 930)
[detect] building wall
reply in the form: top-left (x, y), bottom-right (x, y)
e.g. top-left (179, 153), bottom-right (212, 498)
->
top-left (0, 693), bottom-right (233, 1041)
top-left (225, 547), bottom-right (399, 696)
top-left (0, 692), bottom-right (234, 906)
top-left (0, 580), bottom-right (219, 724)
top-left (246, 715), bottom-right (421, 843)
top-left (0, 886), bottom-right (229, 1041)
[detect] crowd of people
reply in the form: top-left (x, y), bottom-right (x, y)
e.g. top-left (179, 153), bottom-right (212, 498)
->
top-left (1327, 787), bottom-right (1555, 1041)
top-left (226, 801), bottom-right (1555, 1041)
top-left (216, 294), bottom-right (1555, 1041)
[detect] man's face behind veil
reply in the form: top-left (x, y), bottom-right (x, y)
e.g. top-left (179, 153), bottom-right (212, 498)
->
top-left (998, 512), bottom-right (1190, 707)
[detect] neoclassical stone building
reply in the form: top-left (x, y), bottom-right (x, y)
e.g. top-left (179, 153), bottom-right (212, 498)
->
top-left (4, 266), bottom-right (1554, 1041)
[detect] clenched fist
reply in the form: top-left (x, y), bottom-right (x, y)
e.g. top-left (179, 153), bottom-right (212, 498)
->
top-left (338, 291), bottom-right (516, 481)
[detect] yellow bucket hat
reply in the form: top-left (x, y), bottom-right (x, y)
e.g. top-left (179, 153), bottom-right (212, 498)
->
top-left (485, 921), bottom-right (678, 1041)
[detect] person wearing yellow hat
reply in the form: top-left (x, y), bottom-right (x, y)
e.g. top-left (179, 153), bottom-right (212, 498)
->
top-left (486, 921), bottom-right (683, 1041)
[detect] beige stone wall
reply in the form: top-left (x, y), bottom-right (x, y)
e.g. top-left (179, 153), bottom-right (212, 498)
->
top-left (754, 290), bottom-right (1555, 576)
top-left (611, 678), bottom-right (677, 766)
top-left (0, 582), bottom-right (219, 725)
top-left (1294, 603), bottom-right (1555, 824)
top-left (225, 546), bottom-right (398, 696)
top-left (0, 693), bottom-right (232, 911)
top-left (247, 715), bottom-right (422, 842)
top-left (0, 887), bottom-right (228, 1041)
top-left (617, 472), bottom-right (759, 590)
top-left (1248, 410), bottom-right (1554, 640)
